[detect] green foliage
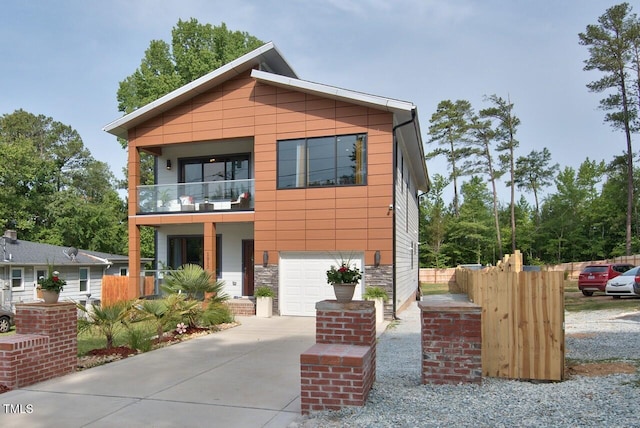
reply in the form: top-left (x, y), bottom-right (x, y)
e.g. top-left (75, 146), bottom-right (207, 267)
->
top-left (132, 294), bottom-right (198, 341)
top-left (201, 301), bottom-right (235, 326)
top-left (77, 300), bottom-right (133, 350)
top-left (326, 258), bottom-right (362, 285)
top-left (123, 325), bottom-right (154, 352)
top-left (0, 109), bottom-right (127, 254)
top-left (363, 286), bottom-right (389, 301)
top-left (427, 100), bottom-right (476, 216)
top-left (117, 19), bottom-right (263, 119)
top-left (37, 267), bottom-right (66, 292)
top-left (420, 174), bottom-right (451, 268)
top-left (162, 264), bottom-right (228, 302)
top-left (254, 286), bottom-right (275, 298)
top-left (579, 2), bottom-right (640, 256)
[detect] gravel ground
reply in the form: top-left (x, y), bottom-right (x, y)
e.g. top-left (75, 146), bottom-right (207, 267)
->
top-left (291, 302), bottom-right (640, 428)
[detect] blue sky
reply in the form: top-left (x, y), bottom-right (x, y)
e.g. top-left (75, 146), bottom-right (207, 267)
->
top-left (0, 0), bottom-right (626, 202)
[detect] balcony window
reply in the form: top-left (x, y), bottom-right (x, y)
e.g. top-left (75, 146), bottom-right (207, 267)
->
top-left (181, 154), bottom-right (250, 184)
top-left (277, 134), bottom-right (366, 189)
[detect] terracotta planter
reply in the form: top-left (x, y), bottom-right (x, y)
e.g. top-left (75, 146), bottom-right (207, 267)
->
top-left (41, 290), bottom-right (60, 304)
top-left (332, 283), bottom-right (357, 303)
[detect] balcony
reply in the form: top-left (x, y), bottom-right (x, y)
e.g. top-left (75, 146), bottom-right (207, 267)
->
top-left (137, 179), bottom-right (254, 214)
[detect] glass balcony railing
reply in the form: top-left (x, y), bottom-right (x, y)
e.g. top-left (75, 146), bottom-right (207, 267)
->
top-left (137, 179), bottom-right (254, 214)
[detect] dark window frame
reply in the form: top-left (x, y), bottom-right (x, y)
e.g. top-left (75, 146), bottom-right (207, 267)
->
top-left (277, 133), bottom-right (367, 189)
top-left (178, 153), bottom-right (252, 184)
top-left (167, 234), bottom-right (222, 278)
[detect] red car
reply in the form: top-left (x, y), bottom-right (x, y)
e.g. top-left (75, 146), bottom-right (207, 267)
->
top-left (578, 263), bottom-right (635, 296)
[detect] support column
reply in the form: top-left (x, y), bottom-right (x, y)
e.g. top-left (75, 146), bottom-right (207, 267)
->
top-left (129, 223), bottom-right (141, 296)
top-left (128, 146), bottom-right (142, 295)
top-left (203, 222), bottom-right (217, 277)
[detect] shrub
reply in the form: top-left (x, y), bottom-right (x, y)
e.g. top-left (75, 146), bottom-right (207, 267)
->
top-left (363, 286), bottom-right (389, 301)
top-left (201, 302), bottom-right (235, 326)
top-left (123, 326), bottom-right (154, 352)
top-left (77, 300), bottom-right (133, 350)
top-left (254, 286), bottom-right (275, 298)
top-left (162, 264), bottom-right (228, 302)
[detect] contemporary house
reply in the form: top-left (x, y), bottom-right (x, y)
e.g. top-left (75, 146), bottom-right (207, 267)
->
top-left (0, 229), bottom-right (134, 308)
top-left (104, 42), bottom-right (429, 317)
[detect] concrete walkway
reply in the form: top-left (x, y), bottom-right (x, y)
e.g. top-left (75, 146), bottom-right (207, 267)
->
top-left (2, 315), bottom-right (318, 428)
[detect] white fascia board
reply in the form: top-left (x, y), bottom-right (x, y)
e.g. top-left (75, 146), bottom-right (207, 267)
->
top-left (250, 69), bottom-right (415, 113)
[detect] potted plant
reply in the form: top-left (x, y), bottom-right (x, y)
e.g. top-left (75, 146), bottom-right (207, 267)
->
top-left (254, 286), bottom-right (275, 318)
top-left (326, 258), bottom-right (362, 303)
top-left (38, 268), bottom-right (66, 304)
top-left (364, 286), bottom-right (389, 324)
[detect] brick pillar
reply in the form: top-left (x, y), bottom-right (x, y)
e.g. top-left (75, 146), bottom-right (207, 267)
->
top-left (419, 295), bottom-right (482, 385)
top-left (315, 300), bottom-right (376, 347)
top-left (15, 302), bottom-right (77, 379)
top-left (301, 300), bottom-right (377, 415)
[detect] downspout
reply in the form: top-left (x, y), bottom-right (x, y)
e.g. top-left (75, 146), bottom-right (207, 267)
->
top-left (391, 108), bottom-right (417, 320)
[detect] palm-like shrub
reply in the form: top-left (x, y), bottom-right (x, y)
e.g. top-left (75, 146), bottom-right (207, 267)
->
top-left (133, 294), bottom-right (200, 341)
top-left (77, 300), bottom-right (133, 349)
top-left (201, 301), bottom-right (235, 326)
top-left (162, 264), bottom-right (228, 302)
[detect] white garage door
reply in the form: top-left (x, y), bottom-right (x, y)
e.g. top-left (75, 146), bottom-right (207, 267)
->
top-left (279, 252), bottom-right (365, 316)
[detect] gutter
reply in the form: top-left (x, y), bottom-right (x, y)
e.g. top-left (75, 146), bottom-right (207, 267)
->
top-left (391, 108), bottom-right (417, 320)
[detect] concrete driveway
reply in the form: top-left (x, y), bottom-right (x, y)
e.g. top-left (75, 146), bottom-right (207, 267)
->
top-left (1, 315), bottom-right (316, 428)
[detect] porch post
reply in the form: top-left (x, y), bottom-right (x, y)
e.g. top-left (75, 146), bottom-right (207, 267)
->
top-left (128, 146), bottom-right (142, 296)
top-left (129, 223), bottom-right (141, 297)
top-left (204, 222), bottom-right (217, 277)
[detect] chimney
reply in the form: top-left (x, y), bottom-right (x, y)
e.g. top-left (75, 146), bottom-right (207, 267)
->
top-left (3, 230), bottom-right (17, 243)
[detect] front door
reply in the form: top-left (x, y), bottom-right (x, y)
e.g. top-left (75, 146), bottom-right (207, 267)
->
top-left (242, 240), bottom-right (254, 296)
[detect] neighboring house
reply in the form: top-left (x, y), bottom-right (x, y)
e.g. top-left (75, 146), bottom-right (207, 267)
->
top-left (104, 42), bottom-right (429, 317)
top-left (0, 229), bottom-right (134, 309)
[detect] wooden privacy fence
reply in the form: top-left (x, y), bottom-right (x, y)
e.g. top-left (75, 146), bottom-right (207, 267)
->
top-left (101, 276), bottom-right (154, 306)
top-left (454, 268), bottom-right (565, 381)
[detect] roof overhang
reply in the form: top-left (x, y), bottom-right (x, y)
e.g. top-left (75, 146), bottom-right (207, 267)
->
top-left (103, 42), bottom-right (296, 139)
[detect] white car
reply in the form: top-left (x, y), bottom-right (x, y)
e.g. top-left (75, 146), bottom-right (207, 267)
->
top-left (605, 266), bottom-right (640, 299)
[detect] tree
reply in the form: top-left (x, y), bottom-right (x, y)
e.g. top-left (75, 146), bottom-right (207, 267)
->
top-left (419, 174), bottom-right (451, 268)
top-left (480, 94), bottom-right (520, 253)
top-left (579, 2), bottom-right (640, 256)
top-left (538, 160), bottom-right (606, 262)
top-left (513, 148), bottom-right (558, 221)
top-left (0, 110), bottom-right (127, 253)
top-left (117, 19), bottom-right (263, 127)
top-left (466, 116), bottom-right (505, 259)
top-left (442, 176), bottom-right (494, 265)
top-left (426, 100), bottom-right (475, 217)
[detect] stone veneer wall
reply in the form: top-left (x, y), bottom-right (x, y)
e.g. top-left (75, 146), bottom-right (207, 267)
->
top-left (254, 264), bottom-right (279, 314)
top-left (364, 264), bottom-right (393, 320)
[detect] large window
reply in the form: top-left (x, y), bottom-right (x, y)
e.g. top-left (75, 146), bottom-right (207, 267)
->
top-left (277, 134), bottom-right (367, 189)
top-left (180, 154), bottom-right (251, 200)
top-left (168, 235), bottom-right (222, 278)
